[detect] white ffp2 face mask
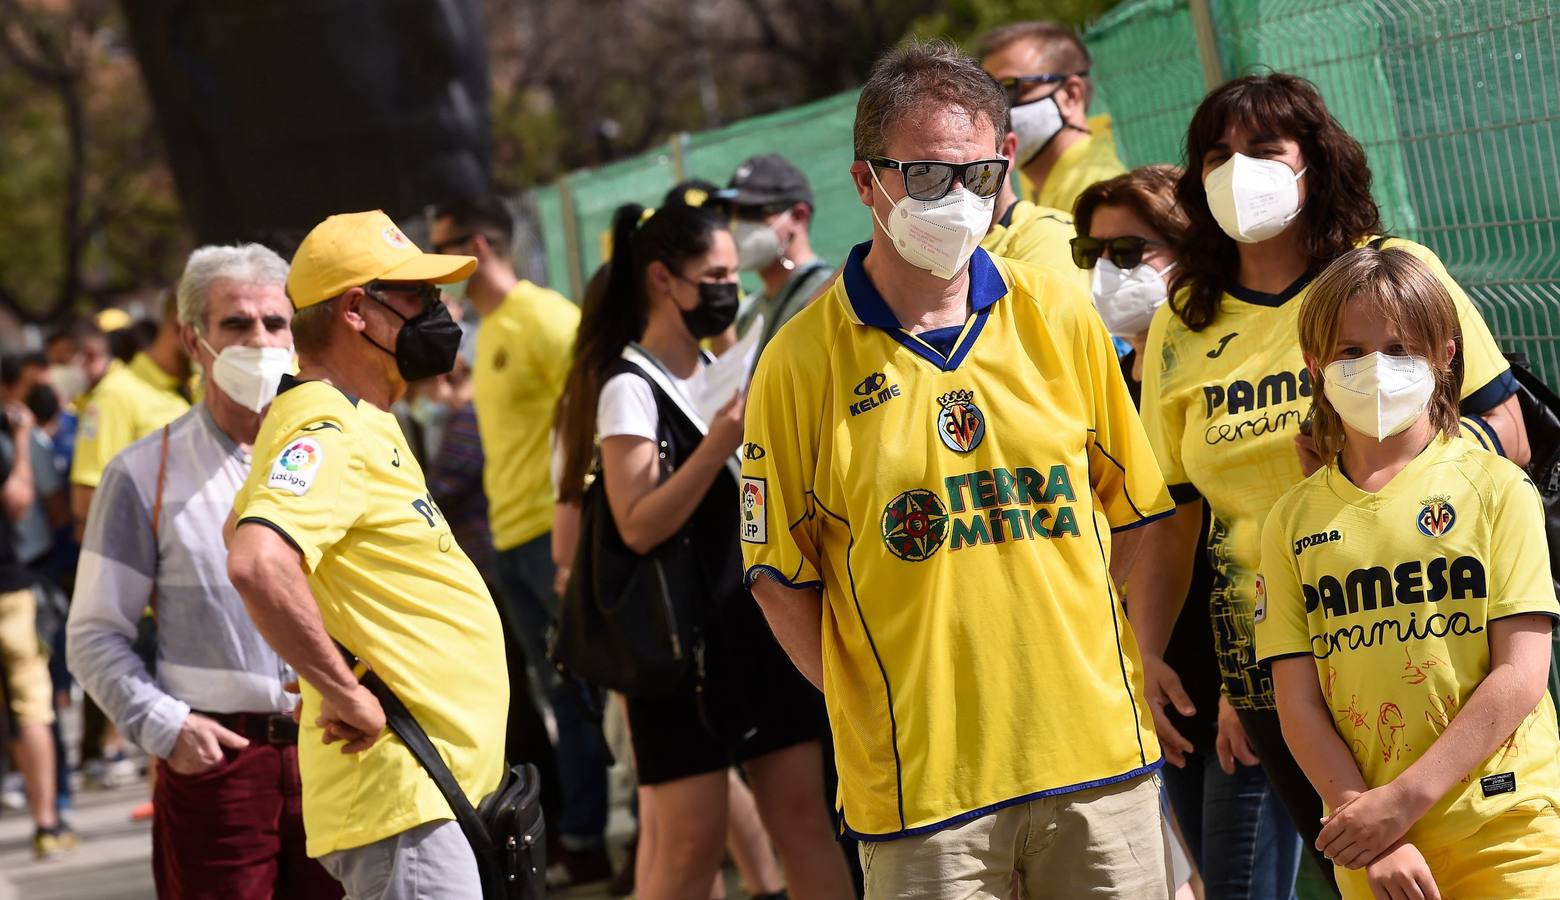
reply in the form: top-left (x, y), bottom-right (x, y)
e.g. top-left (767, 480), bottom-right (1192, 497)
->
top-left (869, 165), bottom-right (994, 280)
top-left (732, 219), bottom-right (783, 272)
top-left (1204, 153), bottom-right (1307, 244)
top-left (1010, 95), bottom-right (1065, 166)
top-left (201, 337), bottom-right (293, 413)
top-left (1091, 259), bottom-right (1175, 336)
top-left (1323, 352), bottom-right (1434, 441)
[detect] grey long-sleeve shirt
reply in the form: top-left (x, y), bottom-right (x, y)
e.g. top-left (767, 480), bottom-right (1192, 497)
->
top-left (66, 404), bottom-right (293, 758)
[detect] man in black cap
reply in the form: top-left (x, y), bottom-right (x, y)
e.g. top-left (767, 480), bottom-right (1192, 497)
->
top-left (719, 154), bottom-right (832, 355)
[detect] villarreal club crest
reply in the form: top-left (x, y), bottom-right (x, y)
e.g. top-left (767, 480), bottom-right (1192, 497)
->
top-left (936, 389), bottom-right (985, 454)
top-left (1417, 495), bottom-right (1456, 538)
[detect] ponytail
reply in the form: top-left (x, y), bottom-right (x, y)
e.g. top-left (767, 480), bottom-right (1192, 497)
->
top-left (553, 204), bottom-right (652, 502)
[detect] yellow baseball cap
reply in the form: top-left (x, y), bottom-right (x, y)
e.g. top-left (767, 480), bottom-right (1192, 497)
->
top-left (287, 210), bottom-right (477, 309)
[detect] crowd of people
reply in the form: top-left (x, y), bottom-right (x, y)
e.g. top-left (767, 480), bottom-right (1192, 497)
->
top-left (0, 17), bottom-right (1556, 900)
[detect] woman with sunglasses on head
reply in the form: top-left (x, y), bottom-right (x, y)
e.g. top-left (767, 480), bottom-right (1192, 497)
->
top-left (552, 202), bottom-right (851, 900)
top-left (1075, 164), bottom-right (1303, 900)
top-left (1135, 73), bottom-right (1529, 889)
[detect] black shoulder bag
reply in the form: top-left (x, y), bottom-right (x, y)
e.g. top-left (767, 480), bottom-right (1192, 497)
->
top-left (337, 643), bottom-right (545, 900)
top-left (1498, 352), bottom-right (1560, 712)
top-left (548, 361), bottom-right (706, 696)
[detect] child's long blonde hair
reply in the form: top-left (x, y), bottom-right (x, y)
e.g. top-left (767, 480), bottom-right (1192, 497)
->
top-left (1298, 247), bottom-right (1464, 461)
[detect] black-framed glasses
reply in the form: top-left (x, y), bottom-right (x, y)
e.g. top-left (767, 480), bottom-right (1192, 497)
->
top-left (867, 157), bottom-right (1010, 202)
top-left (1069, 235), bottom-right (1165, 270)
top-left (995, 71), bottom-right (1086, 106)
top-left (365, 280), bottom-right (442, 311)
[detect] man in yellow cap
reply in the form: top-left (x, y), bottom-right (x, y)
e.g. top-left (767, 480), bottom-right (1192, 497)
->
top-left (226, 210), bottom-right (507, 899)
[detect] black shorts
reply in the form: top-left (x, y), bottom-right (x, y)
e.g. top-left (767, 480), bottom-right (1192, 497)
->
top-left (627, 591), bottom-right (825, 785)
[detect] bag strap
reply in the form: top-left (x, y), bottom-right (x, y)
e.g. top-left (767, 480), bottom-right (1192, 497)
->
top-left (148, 424), bottom-right (170, 612)
top-left (334, 642), bottom-right (494, 852)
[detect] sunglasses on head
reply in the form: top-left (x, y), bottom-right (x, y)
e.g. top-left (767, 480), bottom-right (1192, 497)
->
top-left (995, 72), bottom-right (1086, 107)
top-left (1069, 235), bottom-right (1164, 270)
top-left (867, 157), bottom-right (1010, 202)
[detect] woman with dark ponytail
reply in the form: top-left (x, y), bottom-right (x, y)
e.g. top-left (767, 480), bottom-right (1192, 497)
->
top-left (553, 203), bottom-right (852, 900)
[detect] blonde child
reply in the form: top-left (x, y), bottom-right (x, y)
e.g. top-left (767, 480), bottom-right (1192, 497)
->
top-left (1256, 247), bottom-right (1560, 899)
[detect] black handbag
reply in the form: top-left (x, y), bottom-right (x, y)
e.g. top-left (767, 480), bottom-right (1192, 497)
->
top-left (548, 361), bottom-right (705, 697)
top-left (338, 643), bottom-right (545, 900)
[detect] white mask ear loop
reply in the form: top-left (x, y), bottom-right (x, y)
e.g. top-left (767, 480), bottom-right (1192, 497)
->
top-left (867, 163), bottom-right (899, 243)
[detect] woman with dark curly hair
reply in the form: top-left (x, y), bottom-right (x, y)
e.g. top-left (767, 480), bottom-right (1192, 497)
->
top-left (1133, 73), bottom-right (1529, 887)
top-left (1075, 164), bottom-right (1303, 899)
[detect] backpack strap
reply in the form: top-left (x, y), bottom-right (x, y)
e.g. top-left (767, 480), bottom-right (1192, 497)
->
top-left (148, 424), bottom-right (170, 613)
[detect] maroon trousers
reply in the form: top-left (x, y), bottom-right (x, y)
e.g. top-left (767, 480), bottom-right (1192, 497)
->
top-left (152, 741), bottom-right (342, 900)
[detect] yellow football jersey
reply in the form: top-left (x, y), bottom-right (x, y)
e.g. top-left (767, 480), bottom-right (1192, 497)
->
top-left (70, 355), bottom-right (190, 488)
top-left (741, 243), bottom-right (1173, 839)
top-left (1257, 436), bottom-right (1560, 849)
top-left (1020, 114), bottom-right (1128, 215)
top-left (980, 199), bottom-right (1090, 296)
top-left (473, 279), bottom-right (580, 551)
top-left (232, 377), bottom-right (507, 856)
top-left (1140, 237), bottom-right (1515, 711)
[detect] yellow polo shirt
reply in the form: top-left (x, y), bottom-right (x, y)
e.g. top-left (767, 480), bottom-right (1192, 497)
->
top-left (473, 280), bottom-right (580, 550)
top-left (70, 354), bottom-right (190, 488)
top-left (1140, 236), bottom-right (1514, 710)
top-left (980, 199), bottom-right (1090, 295)
top-left (232, 377), bottom-right (507, 856)
top-left (1020, 114), bottom-right (1128, 215)
top-left (741, 243), bottom-right (1172, 839)
top-left (1257, 436), bottom-right (1560, 849)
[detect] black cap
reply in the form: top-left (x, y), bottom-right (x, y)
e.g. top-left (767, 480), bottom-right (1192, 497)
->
top-left (716, 154), bottom-right (812, 209)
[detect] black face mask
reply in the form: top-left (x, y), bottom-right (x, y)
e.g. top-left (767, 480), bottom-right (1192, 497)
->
top-left (363, 289), bottom-right (462, 382)
top-left (679, 280), bottom-right (740, 339)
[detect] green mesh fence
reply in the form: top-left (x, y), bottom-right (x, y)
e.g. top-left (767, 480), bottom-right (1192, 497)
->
top-left (1085, 0), bottom-right (1560, 386)
top-left (519, 1), bottom-right (1558, 387)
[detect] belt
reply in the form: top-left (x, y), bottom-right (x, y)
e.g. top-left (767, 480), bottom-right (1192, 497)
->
top-left (199, 711), bottom-right (299, 745)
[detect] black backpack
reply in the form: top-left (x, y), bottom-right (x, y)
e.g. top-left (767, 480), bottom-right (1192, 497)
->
top-left (1501, 352), bottom-right (1560, 711)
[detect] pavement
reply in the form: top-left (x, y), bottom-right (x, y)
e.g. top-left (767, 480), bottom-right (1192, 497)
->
top-left (0, 776), bottom-right (664, 900)
top-left (0, 782), bottom-right (155, 900)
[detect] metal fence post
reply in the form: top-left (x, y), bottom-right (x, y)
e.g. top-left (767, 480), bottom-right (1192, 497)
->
top-left (1188, 0), bottom-right (1225, 90)
top-left (556, 175), bottom-right (584, 300)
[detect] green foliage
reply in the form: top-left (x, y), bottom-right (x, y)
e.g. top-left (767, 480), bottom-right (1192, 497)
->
top-left (0, 1), bottom-right (187, 325)
top-left (910, 0), bottom-right (1126, 46)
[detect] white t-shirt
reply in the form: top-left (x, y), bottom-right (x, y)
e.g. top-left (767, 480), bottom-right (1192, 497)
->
top-left (597, 360), bottom-right (703, 443)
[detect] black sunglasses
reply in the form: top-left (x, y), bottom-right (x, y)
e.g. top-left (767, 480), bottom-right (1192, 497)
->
top-left (365, 280), bottom-right (443, 309)
top-left (431, 233), bottom-right (475, 254)
top-left (1069, 235), bottom-right (1165, 270)
top-left (996, 72), bottom-right (1086, 106)
top-left (867, 157), bottom-right (1010, 202)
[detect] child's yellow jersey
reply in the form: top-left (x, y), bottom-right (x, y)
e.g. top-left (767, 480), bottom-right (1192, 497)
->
top-left (1257, 436), bottom-right (1560, 849)
top-left (1140, 237), bottom-right (1515, 710)
top-left (741, 243), bottom-right (1173, 839)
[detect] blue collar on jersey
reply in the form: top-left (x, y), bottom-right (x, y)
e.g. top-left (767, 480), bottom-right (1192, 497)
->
top-left (842, 240), bottom-right (1008, 371)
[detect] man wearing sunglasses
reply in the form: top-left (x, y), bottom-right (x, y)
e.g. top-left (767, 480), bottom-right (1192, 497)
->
top-left (979, 109), bottom-right (1091, 295)
top-left (979, 21), bottom-right (1127, 214)
top-left (742, 40), bottom-right (1177, 899)
top-left (226, 210), bottom-right (507, 899)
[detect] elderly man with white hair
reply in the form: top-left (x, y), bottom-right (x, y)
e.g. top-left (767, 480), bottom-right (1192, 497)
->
top-left (67, 244), bottom-right (343, 899)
